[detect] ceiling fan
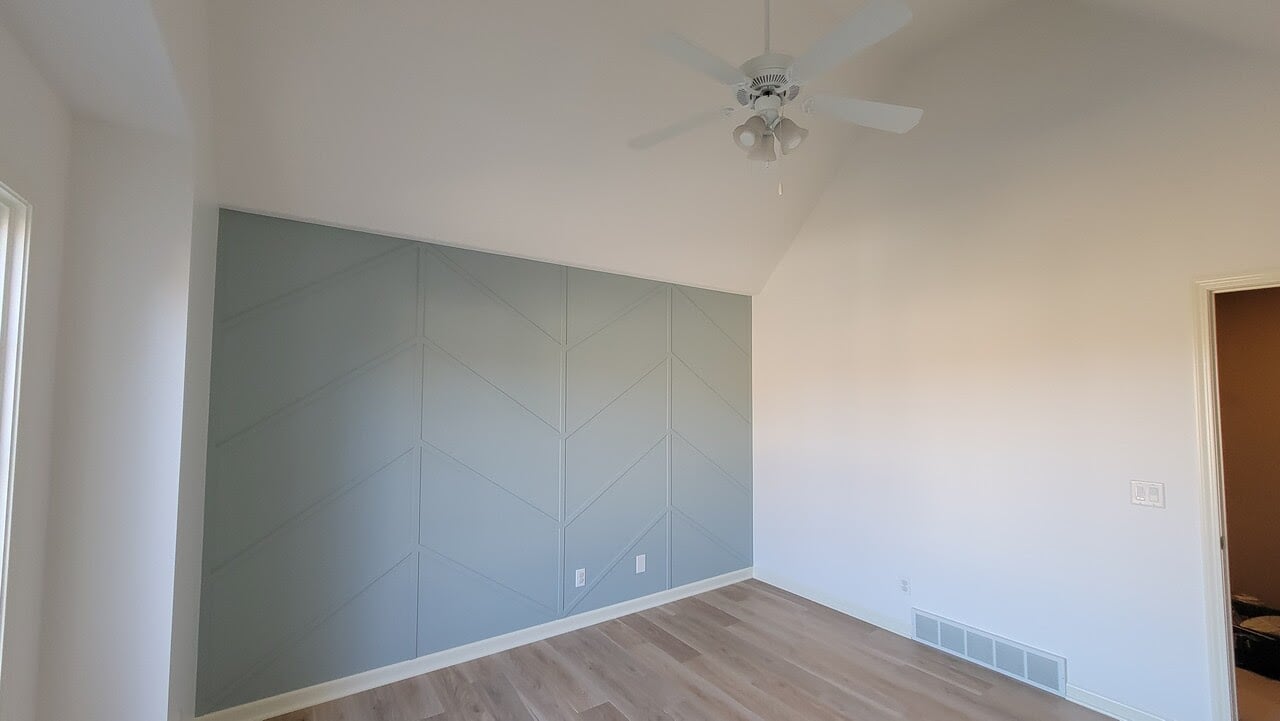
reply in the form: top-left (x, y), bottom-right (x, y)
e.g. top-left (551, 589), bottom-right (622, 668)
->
top-left (628, 0), bottom-right (923, 161)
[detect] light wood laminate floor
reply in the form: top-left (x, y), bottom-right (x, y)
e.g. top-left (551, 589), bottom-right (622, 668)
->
top-left (270, 580), bottom-right (1109, 721)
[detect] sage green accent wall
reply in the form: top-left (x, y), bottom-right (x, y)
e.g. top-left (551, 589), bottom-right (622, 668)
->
top-left (196, 211), bottom-right (752, 713)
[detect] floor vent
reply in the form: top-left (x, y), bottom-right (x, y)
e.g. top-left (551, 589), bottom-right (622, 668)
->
top-left (911, 609), bottom-right (1066, 695)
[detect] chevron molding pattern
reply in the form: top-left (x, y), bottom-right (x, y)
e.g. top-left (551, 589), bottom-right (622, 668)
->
top-left (196, 211), bottom-right (753, 714)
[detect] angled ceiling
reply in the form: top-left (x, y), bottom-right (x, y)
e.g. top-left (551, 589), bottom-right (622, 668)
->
top-left (206, 0), bottom-right (1278, 294)
top-left (209, 0), bottom-right (1011, 294)
top-left (0, 0), bottom-right (187, 135)
top-left (1086, 0), bottom-right (1279, 57)
top-left (3, 0), bottom-right (1269, 294)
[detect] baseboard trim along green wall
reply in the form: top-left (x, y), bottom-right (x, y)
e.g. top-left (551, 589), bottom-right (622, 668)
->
top-left (194, 568), bottom-right (754, 721)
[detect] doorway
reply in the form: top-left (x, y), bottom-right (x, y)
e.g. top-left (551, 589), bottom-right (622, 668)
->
top-left (1196, 273), bottom-right (1280, 721)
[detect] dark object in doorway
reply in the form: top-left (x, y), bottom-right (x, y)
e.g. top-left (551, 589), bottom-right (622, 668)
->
top-left (1235, 596), bottom-right (1280, 682)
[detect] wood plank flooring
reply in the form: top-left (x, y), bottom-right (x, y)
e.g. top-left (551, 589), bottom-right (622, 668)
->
top-left (269, 580), bottom-right (1109, 721)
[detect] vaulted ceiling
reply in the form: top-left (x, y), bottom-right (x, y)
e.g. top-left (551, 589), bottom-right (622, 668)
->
top-left (3, 0), bottom-right (1275, 293)
top-left (208, 0), bottom-right (1014, 294)
top-left (1084, 0), bottom-right (1278, 56)
top-left (0, 0), bottom-right (187, 134)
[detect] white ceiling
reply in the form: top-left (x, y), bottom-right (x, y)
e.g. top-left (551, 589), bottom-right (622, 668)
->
top-left (3, 0), bottom-right (1274, 293)
top-left (1089, 0), bottom-right (1279, 57)
top-left (209, 0), bottom-right (1012, 294)
top-left (0, 0), bottom-right (187, 135)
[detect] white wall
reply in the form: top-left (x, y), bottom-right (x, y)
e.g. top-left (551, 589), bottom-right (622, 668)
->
top-left (39, 118), bottom-right (195, 721)
top-left (0, 16), bottom-right (71, 721)
top-left (0, 2), bottom-right (215, 718)
top-left (169, 166), bottom-right (216, 721)
top-left (150, 2), bottom-right (219, 718)
top-left (753, 2), bottom-right (1280, 720)
top-left (0, 3), bottom-right (214, 718)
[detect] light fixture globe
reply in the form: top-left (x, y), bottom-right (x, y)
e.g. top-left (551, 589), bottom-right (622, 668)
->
top-left (732, 115), bottom-right (769, 152)
top-left (775, 117), bottom-right (809, 154)
top-left (747, 133), bottom-right (778, 163)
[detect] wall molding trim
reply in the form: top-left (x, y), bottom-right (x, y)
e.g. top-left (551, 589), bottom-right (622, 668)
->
top-left (1065, 685), bottom-right (1167, 721)
top-left (751, 569), bottom-right (1169, 721)
top-left (194, 567), bottom-right (753, 721)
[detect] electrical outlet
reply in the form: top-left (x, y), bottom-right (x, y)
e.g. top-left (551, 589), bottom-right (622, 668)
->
top-left (635, 554), bottom-right (646, 574)
top-left (575, 568), bottom-right (586, 588)
top-left (900, 578), bottom-right (911, 594)
top-left (1131, 481), bottom-right (1166, 508)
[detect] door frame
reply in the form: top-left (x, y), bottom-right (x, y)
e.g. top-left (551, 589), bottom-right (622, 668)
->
top-left (1193, 270), bottom-right (1280, 721)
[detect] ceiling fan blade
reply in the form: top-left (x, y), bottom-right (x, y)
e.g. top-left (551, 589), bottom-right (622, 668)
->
top-left (650, 32), bottom-right (748, 86)
top-left (628, 107), bottom-right (733, 150)
top-left (806, 95), bottom-right (923, 133)
top-left (789, 0), bottom-right (913, 83)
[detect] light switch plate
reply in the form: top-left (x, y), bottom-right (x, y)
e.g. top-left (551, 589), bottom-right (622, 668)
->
top-left (1131, 481), bottom-right (1166, 508)
top-left (635, 554), bottom-right (646, 574)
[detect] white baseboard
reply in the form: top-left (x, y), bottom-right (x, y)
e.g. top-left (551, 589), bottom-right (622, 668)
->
top-left (750, 566), bottom-right (913, 637)
top-left (1066, 685), bottom-right (1167, 721)
top-left (750, 569), bottom-right (1168, 721)
top-left (201, 566), bottom-right (1170, 721)
top-left (196, 567), bottom-right (753, 721)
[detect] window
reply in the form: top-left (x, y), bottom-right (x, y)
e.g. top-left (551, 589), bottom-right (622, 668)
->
top-left (0, 181), bottom-right (31, 673)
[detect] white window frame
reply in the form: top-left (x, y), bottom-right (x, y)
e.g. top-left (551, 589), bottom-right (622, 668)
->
top-left (0, 181), bottom-right (32, 675)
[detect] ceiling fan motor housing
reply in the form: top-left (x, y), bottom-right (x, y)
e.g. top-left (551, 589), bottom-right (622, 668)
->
top-left (737, 53), bottom-right (800, 108)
